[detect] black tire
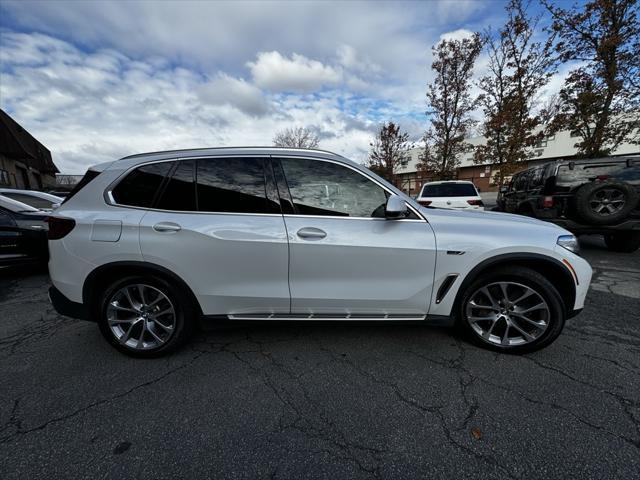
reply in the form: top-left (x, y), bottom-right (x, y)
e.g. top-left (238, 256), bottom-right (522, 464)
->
top-left (574, 181), bottom-right (638, 225)
top-left (604, 231), bottom-right (640, 253)
top-left (456, 266), bottom-right (566, 354)
top-left (97, 275), bottom-right (196, 358)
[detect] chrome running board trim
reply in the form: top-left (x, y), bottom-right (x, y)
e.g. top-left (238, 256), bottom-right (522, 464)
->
top-left (227, 313), bottom-right (426, 321)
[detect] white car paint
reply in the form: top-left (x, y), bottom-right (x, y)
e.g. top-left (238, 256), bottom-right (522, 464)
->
top-left (416, 180), bottom-right (484, 210)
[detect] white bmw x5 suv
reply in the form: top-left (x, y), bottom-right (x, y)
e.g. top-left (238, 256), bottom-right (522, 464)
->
top-left (48, 148), bottom-right (592, 357)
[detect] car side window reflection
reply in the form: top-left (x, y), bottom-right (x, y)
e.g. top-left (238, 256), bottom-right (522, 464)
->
top-left (279, 158), bottom-right (388, 218)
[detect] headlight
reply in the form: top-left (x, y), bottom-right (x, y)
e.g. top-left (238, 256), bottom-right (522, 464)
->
top-left (557, 235), bottom-right (580, 253)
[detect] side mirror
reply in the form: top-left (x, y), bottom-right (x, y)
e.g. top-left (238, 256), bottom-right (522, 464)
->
top-left (385, 195), bottom-right (407, 219)
top-left (51, 203), bottom-right (61, 210)
top-left (499, 186), bottom-right (508, 193)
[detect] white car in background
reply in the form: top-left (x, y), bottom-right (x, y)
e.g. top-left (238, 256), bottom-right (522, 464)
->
top-left (416, 181), bottom-right (484, 210)
top-left (0, 189), bottom-right (63, 212)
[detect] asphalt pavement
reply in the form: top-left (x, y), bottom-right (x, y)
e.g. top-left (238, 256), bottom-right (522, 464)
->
top-left (0, 236), bottom-right (639, 479)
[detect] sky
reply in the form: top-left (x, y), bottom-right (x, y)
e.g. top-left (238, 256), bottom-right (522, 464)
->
top-left (0, 0), bottom-right (565, 174)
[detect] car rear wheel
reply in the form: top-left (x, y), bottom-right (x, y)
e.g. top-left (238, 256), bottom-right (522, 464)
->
top-left (97, 275), bottom-right (196, 357)
top-left (457, 267), bottom-right (566, 353)
top-left (574, 181), bottom-right (638, 225)
top-left (604, 231), bottom-right (640, 253)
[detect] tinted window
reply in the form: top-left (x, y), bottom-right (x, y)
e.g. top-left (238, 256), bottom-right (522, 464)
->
top-left (112, 162), bottom-right (173, 207)
top-left (196, 157), bottom-right (278, 214)
top-left (529, 167), bottom-right (545, 188)
top-left (514, 172), bottom-right (529, 190)
top-left (421, 183), bottom-right (477, 197)
top-left (156, 160), bottom-right (196, 211)
top-left (280, 158), bottom-right (387, 217)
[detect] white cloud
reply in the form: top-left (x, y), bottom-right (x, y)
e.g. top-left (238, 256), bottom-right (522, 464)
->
top-left (247, 51), bottom-right (341, 93)
top-left (439, 28), bottom-right (476, 42)
top-left (198, 73), bottom-right (269, 116)
top-left (0, 32), bottom-right (388, 173)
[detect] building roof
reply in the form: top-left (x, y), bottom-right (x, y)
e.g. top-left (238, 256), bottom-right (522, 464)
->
top-left (0, 109), bottom-right (59, 174)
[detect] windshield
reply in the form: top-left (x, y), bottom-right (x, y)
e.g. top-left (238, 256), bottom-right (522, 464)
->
top-left (421, 183), bottom-right (477, 197)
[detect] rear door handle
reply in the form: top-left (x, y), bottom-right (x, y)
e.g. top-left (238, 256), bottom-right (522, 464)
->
top-left (297, 227), bottom-right (326, 240)
top-left (153, 222), bottom-right (182, 233)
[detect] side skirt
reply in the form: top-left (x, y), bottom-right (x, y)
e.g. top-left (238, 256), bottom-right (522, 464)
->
top-left (199, 313), bottom-right (454, 328)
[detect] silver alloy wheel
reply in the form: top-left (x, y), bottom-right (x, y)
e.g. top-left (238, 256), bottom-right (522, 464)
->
top-left (589, 188), bottom-right (625, 216)
top-left (465, 281), bottom-right (550, 347)
top-left (106, 284), bottom-right (176, 350)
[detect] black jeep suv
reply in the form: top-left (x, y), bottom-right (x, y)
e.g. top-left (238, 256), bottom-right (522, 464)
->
top-left (496, 156), bottom-right (640, 252)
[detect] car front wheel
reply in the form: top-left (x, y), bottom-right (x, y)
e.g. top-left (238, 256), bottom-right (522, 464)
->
top-left (458, 267), bottom-right (566, 353)
top-left (97, 275), bottom-right (196, 357)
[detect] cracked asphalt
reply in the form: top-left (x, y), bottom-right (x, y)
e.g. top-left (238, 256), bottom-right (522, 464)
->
top-left (1, 236), bottom-right (639, 479)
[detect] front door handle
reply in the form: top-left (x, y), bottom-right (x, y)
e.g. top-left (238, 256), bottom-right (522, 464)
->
top-left (153, 222), bottom-right (182, 233)
top-left (297, 227), bottom-right (326, 240)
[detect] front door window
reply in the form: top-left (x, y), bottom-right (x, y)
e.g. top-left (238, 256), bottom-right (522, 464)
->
top-left (280, 158), bottom-right (388, 218)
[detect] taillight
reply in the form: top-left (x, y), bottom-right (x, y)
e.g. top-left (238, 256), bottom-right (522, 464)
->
top-left (418, 200), bottom-right (432, 206)
top-left (48, 217), bottom-right (76, 240)
top-left (467, 199), bottom-right (484, 206)
top-left (543, 196), bottom-right (554, 208)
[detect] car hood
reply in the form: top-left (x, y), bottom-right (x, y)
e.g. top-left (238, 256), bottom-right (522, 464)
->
top-left (420, 206), bottom-right (569, 233)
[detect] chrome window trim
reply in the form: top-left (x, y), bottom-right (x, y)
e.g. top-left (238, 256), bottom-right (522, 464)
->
top-left (104, 154), bottom-right (426, 221)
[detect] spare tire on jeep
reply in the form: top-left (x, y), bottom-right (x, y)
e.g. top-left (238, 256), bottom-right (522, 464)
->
top-left (574, 181), bottom-right (638, 225)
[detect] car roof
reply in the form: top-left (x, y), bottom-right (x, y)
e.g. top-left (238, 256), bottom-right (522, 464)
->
top-left (0, 194), bottom-right (41, 212)
top-left (0, 188), bottom-right (62, 200)
top-left (119, 146), bottom-right (346, 162)
top-left (112, 146), bottom-right (360, 173)
top-left (422, 180), bottom-right (475, 185)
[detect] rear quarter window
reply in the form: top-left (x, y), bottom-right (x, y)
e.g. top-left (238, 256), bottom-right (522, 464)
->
top-left (112, 162), bottom-right (173, 208)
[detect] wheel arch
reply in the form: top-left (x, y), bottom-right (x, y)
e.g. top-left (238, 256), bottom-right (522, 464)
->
top-left (83, 261), bottom-right (203, 317)
top-left (453, 253), bottom-right (577, 317)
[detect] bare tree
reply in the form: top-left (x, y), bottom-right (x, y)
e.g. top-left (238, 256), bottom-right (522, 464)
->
top-left (367, 122), bottom-right (413, 185)
top-left (419, 33), bottom-right (483, 180)
top-left (273, 126), bottom-right (320, 149)
top-left (543, 0), bottom-right (640, 157)
top-left (474, 0), bottom-right (557, 186)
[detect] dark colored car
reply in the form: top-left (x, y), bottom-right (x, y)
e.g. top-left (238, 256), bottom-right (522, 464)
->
top-left (0, 196), bottom-right (49, 268)
top-left (496, 156), bottom-right (640, 252)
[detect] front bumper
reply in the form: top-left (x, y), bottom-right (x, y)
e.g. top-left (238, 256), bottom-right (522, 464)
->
top-left (49, 286), bottom-right (90, 321)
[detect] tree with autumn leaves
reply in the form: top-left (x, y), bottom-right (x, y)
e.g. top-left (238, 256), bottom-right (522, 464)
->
top-left (366, 122), bottom-right (413, 185)
top-left (473, 0), bottom-right (557, 186)
top-left (371, 0), bottom-right (638, 188)
top-left (543, 0), bottom-right (640, 157)
top-left (419, 33), bottom-right (482, 180)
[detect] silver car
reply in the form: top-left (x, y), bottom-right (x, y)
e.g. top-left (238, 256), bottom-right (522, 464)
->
top-left (47, 147), bottom-right (592, 357)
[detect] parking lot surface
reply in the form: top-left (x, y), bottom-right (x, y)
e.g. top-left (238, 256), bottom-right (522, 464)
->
top-left (1, 236), bottom-right (639, 479)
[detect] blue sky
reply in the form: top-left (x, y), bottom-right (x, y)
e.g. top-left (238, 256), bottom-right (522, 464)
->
top-left (0, 0), bottom-right (562, 173)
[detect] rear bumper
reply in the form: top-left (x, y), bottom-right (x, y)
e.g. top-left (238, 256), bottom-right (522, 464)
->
top-left (48, 286), bottom-right (91, 321)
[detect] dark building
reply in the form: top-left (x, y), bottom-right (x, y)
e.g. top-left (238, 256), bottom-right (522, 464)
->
top-left (0, 108), bottom-right (59, 190)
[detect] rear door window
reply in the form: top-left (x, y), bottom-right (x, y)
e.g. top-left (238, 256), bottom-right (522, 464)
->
top-left (112, 162), bottom-right (174, 208)
top-left (156, 160), bottom-right (196, 211)
top-left (196, 157), bottom-right (279, 214)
